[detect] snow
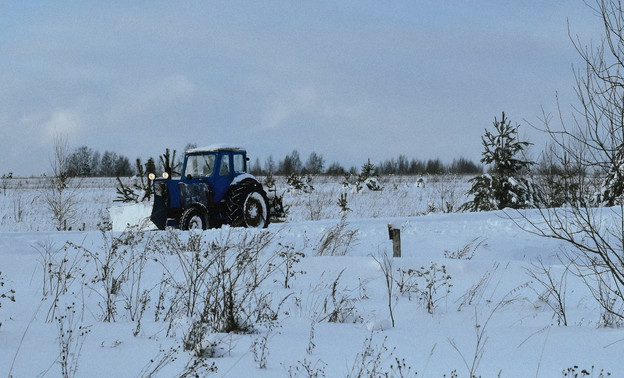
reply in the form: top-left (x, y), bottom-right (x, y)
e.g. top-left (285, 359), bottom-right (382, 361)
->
top-left (0, 176), bottom-right (622, 377)
top-left (186, 144), bottom-right (245, 153)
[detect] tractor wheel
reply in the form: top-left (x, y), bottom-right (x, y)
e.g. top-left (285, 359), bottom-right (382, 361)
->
top-left (180, 207), bottom-right (209, 230)
top-left (227, 184), bottom-right (269, 228)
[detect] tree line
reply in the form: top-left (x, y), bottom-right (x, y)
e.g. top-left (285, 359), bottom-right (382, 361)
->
top-left (249, 151), bottom-right (483, 176)
top-left (63, 145), bottom-right (482, 178)
top-left (65, 146), bottom-right (134, 177)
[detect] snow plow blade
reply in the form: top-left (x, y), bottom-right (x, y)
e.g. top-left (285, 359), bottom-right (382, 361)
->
top-left (108, 202), bottom-right (156, 232)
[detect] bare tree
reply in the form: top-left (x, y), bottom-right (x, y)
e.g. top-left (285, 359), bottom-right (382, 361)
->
top-left (304, 152), bottom-right (325, 174)
top-left (43, 135), bottom-right (79, 230)
top-left (520, 0), bottom-right (624, 322)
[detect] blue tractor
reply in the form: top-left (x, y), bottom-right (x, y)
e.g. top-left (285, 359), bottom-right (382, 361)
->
top-left (149, 145), bottom-right (272, 230)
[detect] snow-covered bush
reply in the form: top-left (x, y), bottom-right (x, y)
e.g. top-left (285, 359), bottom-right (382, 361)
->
top-left (0, 271), bottom-right (15, 328)
top-left (286, 173), bottom-right (314, 193)
top-left (363, 177), bottom-right (382, 191)
top-left (1, 172), bottom-right (12, 196)
top-left (337, 192), bottom-right (350, 213)
top-left (347, 159), bottom-right (383, 193)
top-left (595, 149), bottom-right (624, 205)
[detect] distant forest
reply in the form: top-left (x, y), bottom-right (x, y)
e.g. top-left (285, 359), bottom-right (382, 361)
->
top-left (62, 146), bottom-right (483, 177)
top-left (248, 150), bottom-right (483, 176)
top-left (64, 146), bottom-right (135, 177)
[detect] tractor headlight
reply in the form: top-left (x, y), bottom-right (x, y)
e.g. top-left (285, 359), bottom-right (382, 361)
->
top-left (162, 172), bottom-right (169, 179)
top-left (148, 173), bottom-right (156, 180)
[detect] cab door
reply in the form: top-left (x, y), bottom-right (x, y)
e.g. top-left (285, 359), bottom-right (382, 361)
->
top-left (211, 152), bottom-right (233, 202)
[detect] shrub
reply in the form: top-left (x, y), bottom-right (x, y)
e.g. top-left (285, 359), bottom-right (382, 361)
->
top-left (444, 237), bottom-right (487, 260)
top-left (56, 304), bottom-right (91, 378)
top-left (346, 333), bottom-right (395, 378)
top-left (526, 257), bottom-right (570, 326)
top-left (373, 252), bottom-right (395, 327)
top-left (273, 243), bottom-right (305, 289)
top-left (321, 270), bottom-right (359, 323)
top-left (287, 173), bottom-right (314, 193)
top-left (0, 271), bottom-right (16, 328)
top-left (155, 229), bottom-right (280, 333)
top-left (315, 215), bottom-right (358, 256)
top-left (399, 263), bottom-right (453, 314)
top-left (67, 222), bottom-right (152, 322)
top-left (35, 239), bottom-right (86, 322)
top-left (562, 365), bottom-right (611, 377)
top-left (284, 358), bottom-right (327, 377)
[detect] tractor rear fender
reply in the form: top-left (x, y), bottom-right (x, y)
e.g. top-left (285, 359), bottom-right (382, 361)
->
top-left (231, 173), bottom-right (260, 187)
top-left (228, 177), bottom-right (264, 193)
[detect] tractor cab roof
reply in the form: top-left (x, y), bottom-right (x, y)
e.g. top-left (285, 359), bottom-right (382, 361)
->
top-left (186, 144), bottom-right (246, 154)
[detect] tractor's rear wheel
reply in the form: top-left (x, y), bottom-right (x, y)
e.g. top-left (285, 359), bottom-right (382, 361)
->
top-left (180, 207), bottom-right (209, 230)
top-left (227, 184), bottom-right (269, 228)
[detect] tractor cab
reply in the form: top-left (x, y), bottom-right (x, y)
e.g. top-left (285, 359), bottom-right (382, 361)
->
top-left (181, 146), bottom-right (248, 203)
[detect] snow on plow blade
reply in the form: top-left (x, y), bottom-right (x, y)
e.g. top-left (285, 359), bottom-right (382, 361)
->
top-left (108, 202), bottom-right (157, 232)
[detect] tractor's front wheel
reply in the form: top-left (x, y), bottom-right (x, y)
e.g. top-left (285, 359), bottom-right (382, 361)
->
top-left (227, 184), bottom-right (269, 228)
top-left (180, 207), bottom-right (209, 230)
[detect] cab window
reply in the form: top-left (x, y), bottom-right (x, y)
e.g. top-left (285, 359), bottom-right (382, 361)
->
top-left (219, 154), bottom-right (231, 176)
top-left (185, 153), bottom-right (215, 178)
top-left (233, 154), bottom-right (245, 173)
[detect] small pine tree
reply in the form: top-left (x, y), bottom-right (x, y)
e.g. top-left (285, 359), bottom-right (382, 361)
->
top-left (160, 148), bottom-right (180, 177)
top-left (461, 112), bottom-right (542, 211)
top-left (595, 148), bottom-right (624, 205)
top-left (145, 157), bottom-right (156, 176)
top-left (359, 158), bottom-right (377, 181)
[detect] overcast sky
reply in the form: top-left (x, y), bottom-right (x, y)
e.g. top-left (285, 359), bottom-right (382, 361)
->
top-left (0, 1), bottom-right (600, 176)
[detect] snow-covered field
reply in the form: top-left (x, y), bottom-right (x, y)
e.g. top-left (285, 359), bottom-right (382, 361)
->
top-left (0, 176), bottom-right (620, 377)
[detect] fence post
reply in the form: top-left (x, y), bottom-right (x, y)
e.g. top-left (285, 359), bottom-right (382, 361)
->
top-left (387, 224), bottom-right (401, 258)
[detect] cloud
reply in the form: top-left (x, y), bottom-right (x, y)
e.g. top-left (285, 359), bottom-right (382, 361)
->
top-left (112, 74), bottom-right (195, 118)
top-left (42, 109), bottom-right (83, 142)
top-left (259, 85), bottom-right (318, 130)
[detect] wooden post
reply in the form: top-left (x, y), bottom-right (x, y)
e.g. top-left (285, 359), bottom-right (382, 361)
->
top-left (387, 224), bottom-right (401, 258)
